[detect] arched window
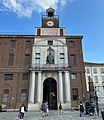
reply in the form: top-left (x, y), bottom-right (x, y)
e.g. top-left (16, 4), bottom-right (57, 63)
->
top-left (2, 89), bottom-right (9, 102)
top-left (25, 41), bottom-right (31, 48)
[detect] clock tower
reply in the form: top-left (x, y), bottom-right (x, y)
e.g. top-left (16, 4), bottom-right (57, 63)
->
top-left (42, 7), bottom-right (59, 28)
top-left (36, 7), bottom-right (65, 36)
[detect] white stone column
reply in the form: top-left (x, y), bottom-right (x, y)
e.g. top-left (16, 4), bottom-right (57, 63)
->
top-left (36, 71), bottom-right (42, 103)
top-left (58, 71), bottom-right (63, 102)
top-left (64, 71), bottom-right (71, 102)
top-left (29, 71), bottom-right (35, 103)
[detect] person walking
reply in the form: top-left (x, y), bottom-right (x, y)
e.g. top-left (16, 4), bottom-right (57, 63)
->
top-left (19, 103), bottom-right (27, 120)
top-left (46, 102), bottom-right (49, 116)
top-left (41, 102), bottom-right (47, 118)
top-left (59, 102), bottom-right (62, 114)
top-left (79, 102), bottom-right (85, 120)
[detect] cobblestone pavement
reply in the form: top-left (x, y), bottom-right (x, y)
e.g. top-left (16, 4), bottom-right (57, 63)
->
top-left (0, 110), bottom-right (102, 120)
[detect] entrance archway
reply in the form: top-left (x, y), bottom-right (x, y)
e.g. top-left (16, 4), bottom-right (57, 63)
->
top-left (43, 77), bottom-right (57, 110)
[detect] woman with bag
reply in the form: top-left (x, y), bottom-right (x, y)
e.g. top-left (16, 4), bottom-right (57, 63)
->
top-left (19, 103), bottom-right (27, 120)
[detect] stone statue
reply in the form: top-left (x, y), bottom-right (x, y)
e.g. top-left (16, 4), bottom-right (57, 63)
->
top-left (46, 53), bottom-right (54, 64)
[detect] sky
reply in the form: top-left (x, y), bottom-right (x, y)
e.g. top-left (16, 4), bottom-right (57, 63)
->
top-left (0, 0), bottom-right (104, 63)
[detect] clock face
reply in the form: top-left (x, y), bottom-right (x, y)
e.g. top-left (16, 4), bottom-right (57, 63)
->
top-left (47, 21), bottom-right (54, 26)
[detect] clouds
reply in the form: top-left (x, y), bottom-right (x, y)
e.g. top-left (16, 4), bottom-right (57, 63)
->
top-left (0, 0), bottom-right (74, 18)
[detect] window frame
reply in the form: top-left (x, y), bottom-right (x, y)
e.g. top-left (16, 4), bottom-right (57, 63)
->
top-left (4, 74), bottom-right (13, 80)
top-left (8, 53), bottom-right (14, 65)
top-left (48, 41), bottom-right (53, 45)
top-left (20, 89), bottom-right (27, 102)
top-left (72, 88), bottom-right (78, 100)
top-left (71, 73), bottom-right (77, 80)
top-left (69, 41), bottom-right (75, 48)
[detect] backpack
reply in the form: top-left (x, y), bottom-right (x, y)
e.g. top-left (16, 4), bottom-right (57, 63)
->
top-left (80, 104), bottom-right (84, 112)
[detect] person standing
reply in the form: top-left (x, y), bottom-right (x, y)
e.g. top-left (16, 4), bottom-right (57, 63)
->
top-left (79, 102), bottom-right (85, 120)
top-left (19, 103), bottom-right (27, 120)
top-left (59, 102), bottom-right (62, 114)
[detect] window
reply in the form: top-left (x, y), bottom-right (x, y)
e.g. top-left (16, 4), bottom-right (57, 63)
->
top-left (70, 54), bottom-right (76, 66)
top-left (35, 58), bottom-right (40, 66)
top-left (60, 58), bottom-right (65, 67)
top-left (60, 53), bottom-right (65, 66)
top-left (72, 88), bottom-right (78, 100)
top-left (22, 74), bottom-right (29, 80)
top-left (37, 29), bottom-right (41, 36)
top-left (2, 89), bottom-right (9, 102)
top-left (93, 68), bottom-right (97, 74)
top-left (71, 73), bottom-right (77, 80)
top-left (100, 68), bottom-right (104, 74)
top-left (4, 74), bottom-right (13, 80)
top-left (20, 89), bottom-right (27, 102)
top-left (25, 41), bottom-right (31, 48)
top-left (69, 41), bottom-right (75, 48)
top-left (94, 76), bottom-right (98, 83)
top-left (8, 54), bottom-right (14, 65)
top-left (24, 54), bottom-right (30, 66)
top-left (35, 53), bottom-right (40, 66)
top-left (60, 53), bottom-right (64, 55)
top-left (36, 53), bottom-right (40, 57)
top-left (101, 76), bottom-right (104, 83)
top-left (48, 41), bottom-right (53, 45)
top-left (60, 29), bottom-right (63, 36)
top-left (11, 40), bottom-right (16, 48)
top-left (86, 68), bottom-right (90, 74)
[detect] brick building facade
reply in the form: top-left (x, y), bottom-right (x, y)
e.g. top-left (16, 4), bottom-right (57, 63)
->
top-left (0, 8), bottom-right (87, 111)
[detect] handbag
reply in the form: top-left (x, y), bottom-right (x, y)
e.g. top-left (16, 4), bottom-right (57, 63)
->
top-left (18, 112), bottom-right (20, 118)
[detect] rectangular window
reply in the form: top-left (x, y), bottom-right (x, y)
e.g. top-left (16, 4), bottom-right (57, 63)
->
top-left (60, 29), bottom-right (63, 36)
top-left (72, 88), bottom-right (78, 100)
top-left (2, 89), bottom-right (9, 102)
top-left (70, 54), bottom-right (76, 66)
top-left (101, 76), bottom-right (104, 83)
top-left (93, 68), bottom-right (97, 74)
top-left (71, 73), bottom-right (77, 80)
top-left (86, 68), bottom-right (90, 74)
top-left (22, 74), bottom-right (29, 80)
top-left (60, 53), bottom-right (65, 67)
top-left (100, 68), bottom-right (104, 74)
top-left (37, 29), bottom-right (41, 36)
top-left (24, 54), bottom-right (30, 66)
top-left (4, 74), bottom-right (13, 80)
top-left (35, 53), bottom-right (40, 67)
top-left (94, 76), bottom-right (98, 83)
top-left (60, 53), bottom-right (64, 55)
top-left (35, 58), bottom-right (40, 66)
top-left (8, 54), bottom-right (14, 65)
top-left (20, 89), bottom-right (27, 102)
top-left (60, 58), bottom-right (65, 67)
top-left (36, 53), bottom-right (40, 57)
top-left (11, 40), bottom-right (16, 48)
top-left (48, 41), bottom-right (53, 45)
top-left (69, 41), bottom-right (75, 48)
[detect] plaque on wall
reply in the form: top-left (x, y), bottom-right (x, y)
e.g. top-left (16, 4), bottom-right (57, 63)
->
top-left (41, 28), bottom-right (58, 35)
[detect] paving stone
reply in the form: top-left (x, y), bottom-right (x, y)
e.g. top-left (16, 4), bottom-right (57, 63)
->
top-left (0, 110), bottom-right (102, 120)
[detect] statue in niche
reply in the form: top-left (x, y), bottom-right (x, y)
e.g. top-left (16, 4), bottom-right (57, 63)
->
top-left (46, 53), bottom-right (54, 64)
